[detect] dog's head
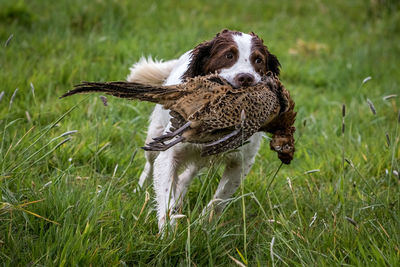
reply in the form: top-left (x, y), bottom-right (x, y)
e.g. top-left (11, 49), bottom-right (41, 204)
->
top-left (183, 29), bottom-right (281, 88)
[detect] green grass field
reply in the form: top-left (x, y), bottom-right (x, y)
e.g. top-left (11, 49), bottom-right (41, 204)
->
top-left (1, 0), bottom-right (399, 265)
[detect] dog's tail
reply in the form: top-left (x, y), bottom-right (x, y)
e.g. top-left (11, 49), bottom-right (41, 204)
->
top-left (127, 56), bottom-right (178, 86)
top-left (60, 81), bottom-right (183, 106)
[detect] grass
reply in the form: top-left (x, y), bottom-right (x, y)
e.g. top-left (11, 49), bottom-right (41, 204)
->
top-left (1, 0), bottom-right (399, 265)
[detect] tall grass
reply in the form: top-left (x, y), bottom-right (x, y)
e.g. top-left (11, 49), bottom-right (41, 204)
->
top-left (1, 0), bottom-right (399, 265)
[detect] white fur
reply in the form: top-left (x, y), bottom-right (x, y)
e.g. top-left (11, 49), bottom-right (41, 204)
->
top-left (219, 34), bottom-right (262, 87)
top-left (129, 33), bottom-right (264, 231)
top-left (127, 56), bottom-right (178, 86)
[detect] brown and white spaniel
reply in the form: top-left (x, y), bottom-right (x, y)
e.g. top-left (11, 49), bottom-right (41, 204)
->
top-left (127, 29), bottom-right (281, 231)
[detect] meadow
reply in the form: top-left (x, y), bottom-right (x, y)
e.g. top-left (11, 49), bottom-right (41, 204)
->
top-left (0, 0), bottom-right (399, 265)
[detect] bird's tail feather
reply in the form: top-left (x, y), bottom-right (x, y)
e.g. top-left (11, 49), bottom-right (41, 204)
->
top-left (60, 81), bottom-right (181, 104)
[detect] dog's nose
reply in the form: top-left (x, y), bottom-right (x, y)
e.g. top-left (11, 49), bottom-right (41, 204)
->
top-left (235, 73), bottom-right (255, 87)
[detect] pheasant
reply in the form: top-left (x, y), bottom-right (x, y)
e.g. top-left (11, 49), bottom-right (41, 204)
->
top-left (61, 72), bottom-right (296, 163)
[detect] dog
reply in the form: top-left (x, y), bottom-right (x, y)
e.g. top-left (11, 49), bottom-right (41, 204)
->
top-left (127, 29), bottom-right (281, 231)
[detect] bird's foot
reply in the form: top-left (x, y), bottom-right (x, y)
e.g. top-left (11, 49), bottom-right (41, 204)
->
top-left (152, 121), bottom-right (192, 142)
top-left (142, 136), bottom-right (185, 151)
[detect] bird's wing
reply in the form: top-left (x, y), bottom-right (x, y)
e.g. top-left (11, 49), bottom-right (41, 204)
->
top-left (197, 89), bottom-right (279, 133)
top-left (200, 89), bottom-right (280, 156)
top-left (200, 123), bottom-right (255, 156)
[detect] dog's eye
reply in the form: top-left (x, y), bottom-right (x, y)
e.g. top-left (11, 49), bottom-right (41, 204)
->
top-left (225, 52), bottom-right (233, 59)
top-left (255, 57), bottom-right (263, 64)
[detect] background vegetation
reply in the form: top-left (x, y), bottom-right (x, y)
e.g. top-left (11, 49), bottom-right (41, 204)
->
top-left (1, 0), bottom-right (399, 265)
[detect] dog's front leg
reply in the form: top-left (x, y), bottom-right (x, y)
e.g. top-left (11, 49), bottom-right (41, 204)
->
top-left (203, 137), bottom-right (261, 220)
top-left (137, 152), bottom-right (155, 189)
top-left (203, 133), bottom-right (262, 218)
top-left (173, 163), bottom-right (202, 211)
top-left (203, 160), bottom-right (251, 218)
top-left (153, 148), bottom-right (179, 231)
top-left (137, 105), bottom-right (170, 191)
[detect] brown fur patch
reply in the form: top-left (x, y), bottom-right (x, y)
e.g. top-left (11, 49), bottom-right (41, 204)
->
top-left (183, 29), bottom-right (281, 79)
top-left (251, 34), bottom-right (281, 76)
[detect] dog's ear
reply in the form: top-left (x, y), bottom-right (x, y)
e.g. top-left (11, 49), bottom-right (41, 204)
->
top-left (250, 32), bottom-right (281, 76)
top-left (182, 39), bottom-right (215, 79)
top-left (267, 51), bottom-right (281, 76)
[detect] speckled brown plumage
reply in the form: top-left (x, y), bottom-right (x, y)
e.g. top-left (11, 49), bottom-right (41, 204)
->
top-left (61, 72), bottom-right (296, 163)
